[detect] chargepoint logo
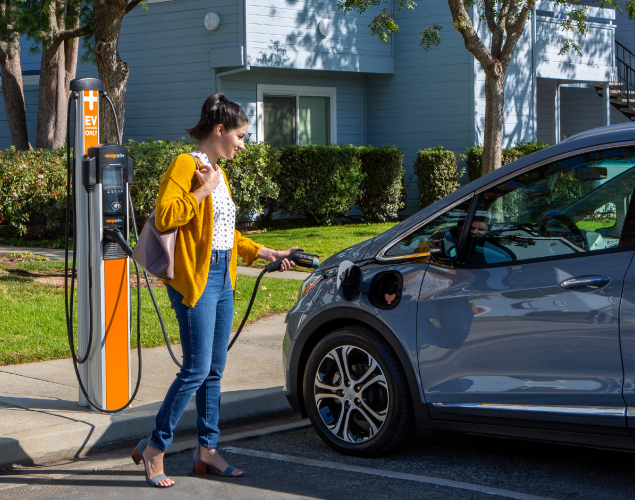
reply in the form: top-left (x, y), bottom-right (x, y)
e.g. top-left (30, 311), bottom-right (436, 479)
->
top-left (104, 154), bottom-right (125, 159)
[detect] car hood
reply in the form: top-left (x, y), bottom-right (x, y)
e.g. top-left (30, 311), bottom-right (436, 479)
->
top-left (319, 238), bottom-right (376, 270)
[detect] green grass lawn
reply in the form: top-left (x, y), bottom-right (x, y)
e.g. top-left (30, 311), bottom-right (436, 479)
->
top-left (1, 221), bottom-right (397, 270)
top-left (0, 273), bottom-right (300, 366)
top-left (238, 223), bottom-right (397, 268)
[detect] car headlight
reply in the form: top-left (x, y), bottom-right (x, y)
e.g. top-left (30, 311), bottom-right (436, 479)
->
top-left (298, 267), bottom-right (338, 299)
top-left (299, 272), bottom-right (324, 299)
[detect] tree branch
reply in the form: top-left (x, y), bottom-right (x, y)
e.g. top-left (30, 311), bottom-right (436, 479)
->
top-left (500, 0), bottom-right (535, 71)
top-left (56, 23), bottom-right (90, 41)
top-left (483, 0), bottom-right (497, 33)
top-left (124, 0), bottom-right (144, 15)
top-left (491, 0), bottom-right (513, 58)
top-left (447, 0), bottom-right (497, 73)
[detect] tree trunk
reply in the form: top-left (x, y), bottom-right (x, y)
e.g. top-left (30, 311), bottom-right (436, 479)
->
top-left (481, 70), bottom-right (505, 176)
top-left (94, 0), bottom-right (129, 144)
top-left (0, 33), bottom-right (30, 150)
top-left (36, 42), bottom-right (65, 149)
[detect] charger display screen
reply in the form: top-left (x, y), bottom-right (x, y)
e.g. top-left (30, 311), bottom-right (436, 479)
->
top-left (103, 166), bottom-right (124, 189)
top-left (103, 166), bottom-right (125, 215)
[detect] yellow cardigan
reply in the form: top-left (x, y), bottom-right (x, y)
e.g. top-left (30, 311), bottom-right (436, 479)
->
top-left (155, 153), bottom-right (263, 307)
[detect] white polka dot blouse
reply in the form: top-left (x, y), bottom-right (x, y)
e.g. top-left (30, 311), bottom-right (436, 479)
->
top-left (189, 151), bottom-right (236, 251)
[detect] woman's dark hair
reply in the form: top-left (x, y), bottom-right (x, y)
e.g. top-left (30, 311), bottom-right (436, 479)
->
top-left (186, 93), bottom-right (248, 141)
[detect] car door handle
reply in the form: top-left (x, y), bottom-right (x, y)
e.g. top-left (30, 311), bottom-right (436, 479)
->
top-left (560, 275), bottom-right (611, 290)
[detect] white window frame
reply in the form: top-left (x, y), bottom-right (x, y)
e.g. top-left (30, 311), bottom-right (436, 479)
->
top-left (257, 84), bottom-right (337, 145)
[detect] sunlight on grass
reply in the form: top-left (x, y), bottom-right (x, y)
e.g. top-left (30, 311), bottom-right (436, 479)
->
top-left (239, 223), bottom-right (396, 268)
top-left (0, 274), bottom-right (301, 365)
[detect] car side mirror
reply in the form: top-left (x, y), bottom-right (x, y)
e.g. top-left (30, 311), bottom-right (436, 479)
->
top-left (427, 229), bottom-right (458, 265)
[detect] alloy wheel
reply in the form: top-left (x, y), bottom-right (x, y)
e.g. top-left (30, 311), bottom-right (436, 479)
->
top-left (313, 345), bottom-right (389, 443)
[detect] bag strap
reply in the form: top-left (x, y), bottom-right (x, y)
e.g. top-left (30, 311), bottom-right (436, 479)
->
top-left (189, 154), bottom-right (201, 193)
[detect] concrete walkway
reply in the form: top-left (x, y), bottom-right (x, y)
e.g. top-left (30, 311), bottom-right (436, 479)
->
top-left (0, 245), bottom-right (310, 280)
top-left (0, 313), bottom-right (293, 468)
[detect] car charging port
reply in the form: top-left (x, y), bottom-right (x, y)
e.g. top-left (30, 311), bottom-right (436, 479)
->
top-left (368, 271), bottom-right (403, 310)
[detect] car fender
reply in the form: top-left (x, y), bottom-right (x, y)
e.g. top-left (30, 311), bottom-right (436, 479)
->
top-left (289, 305), bottom-right (429, 428)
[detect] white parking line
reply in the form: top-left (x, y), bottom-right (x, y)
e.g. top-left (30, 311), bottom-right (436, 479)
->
top-left (223, 446), bottom-right (559, 500)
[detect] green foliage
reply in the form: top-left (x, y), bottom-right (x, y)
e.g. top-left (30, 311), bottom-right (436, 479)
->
top-left (356, 145), bottom-right (406, 222)
top-left (413, 146), bottom-right (460, 209)
top-left (270, 145), bottom-right (364, 225)
top-left (127, 137), bottom-right (195, 230)
top-left (1, 141), bottom-right (405, 234)
top-left (338, 0), bottom-right (417, 43)
top-left (462, 140), bottom-right (553, 181)
top-left (420, 25), bottom-right (444, 51)
top-left (218, 140), bottom-right (281, 220)
top-left (0, 147), bottom-right (68, 236)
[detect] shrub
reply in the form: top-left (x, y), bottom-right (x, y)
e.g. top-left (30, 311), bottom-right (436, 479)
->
top-left (127, 138), bottom-right (195, 230)
top-left (0, 147), bottom-right (68, 237)
top-left (268, 145), bottom-right (364, 225)
top-left (462, 139), bottom-right (552, 181)
top-left (413, 146), bottom-right (460, 209)
top-left (356, 145), bottom-right (406, 222)
top-left (218, 140), bottom-right (281, 220)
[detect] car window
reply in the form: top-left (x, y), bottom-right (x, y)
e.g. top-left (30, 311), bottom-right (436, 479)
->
top-left (464, 147), bottom-right (635, 266)
top-left (384, 200), bottom-right (471, 258)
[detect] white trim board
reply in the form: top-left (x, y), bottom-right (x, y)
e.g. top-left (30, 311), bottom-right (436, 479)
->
top-left (256, 84), bottom-right (337, 144)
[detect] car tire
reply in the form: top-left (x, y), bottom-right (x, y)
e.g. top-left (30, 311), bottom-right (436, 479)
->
top-left (303, 326), bottom-right (415, 457)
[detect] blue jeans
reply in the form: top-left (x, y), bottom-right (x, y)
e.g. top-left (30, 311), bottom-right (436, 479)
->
top-left (151, 249), bottom-right (234, 451)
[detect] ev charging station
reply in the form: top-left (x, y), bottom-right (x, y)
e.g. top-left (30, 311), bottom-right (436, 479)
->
top-left (69, 77), bottom-right (133, 411)
top-left (64, 77), bottom-right (318, 415)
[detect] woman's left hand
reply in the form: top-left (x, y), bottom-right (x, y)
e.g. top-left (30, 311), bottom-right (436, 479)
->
top-left (257, 246), bottom-right (299, 271)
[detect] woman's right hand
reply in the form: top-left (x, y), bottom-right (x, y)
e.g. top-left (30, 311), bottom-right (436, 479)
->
top-left (193, 166), bottom-right (221, 203)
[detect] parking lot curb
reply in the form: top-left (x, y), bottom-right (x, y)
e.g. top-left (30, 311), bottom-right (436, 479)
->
top-left (0, 386), bottom-right (291, 468)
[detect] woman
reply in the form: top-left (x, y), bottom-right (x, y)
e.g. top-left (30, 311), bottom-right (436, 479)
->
top-left (131, 94), bottom-right (297, 488)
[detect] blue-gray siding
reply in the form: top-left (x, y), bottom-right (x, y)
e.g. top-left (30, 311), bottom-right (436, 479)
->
top-left (365, 1), bottom-right (472, 213)
top-left (247, 0), bottom-right (393, 73)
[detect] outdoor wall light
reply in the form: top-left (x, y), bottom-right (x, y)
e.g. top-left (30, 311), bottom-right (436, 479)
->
top-left (204, 12), bottom-right (220, 31)
top-left (318, 18), bottom-right (333, 38)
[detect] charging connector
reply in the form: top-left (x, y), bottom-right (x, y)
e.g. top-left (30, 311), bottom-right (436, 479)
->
top-left (103, 228), bottom-right (134, 258)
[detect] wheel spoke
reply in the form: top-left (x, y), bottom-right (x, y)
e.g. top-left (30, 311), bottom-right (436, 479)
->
top-left (330, 404), bottom-right (347, 435)
top-left (315, 379), bottom-right (341, 392)
top-left (352, 358), bottom-right (378, 387)
top-left (342, 406), bottom-right (354, 442)
top-left (360, 400), bottom-right (387, 423)
top-left (315, 393), bottom-right (341, 405)
top-left (340, 346), bottom-right (354, 384)
top-left (328, 350), bottom-right (346, 385)
top-left (355, 405), bottom-right (380, 437)
top-left (360, 374), bottom-right (386, 393)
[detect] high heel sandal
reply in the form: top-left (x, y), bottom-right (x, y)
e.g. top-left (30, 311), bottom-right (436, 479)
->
top-left (131, 438), bottom-right (174, 487)
top-left (192, 446), bottom-right (245, 477)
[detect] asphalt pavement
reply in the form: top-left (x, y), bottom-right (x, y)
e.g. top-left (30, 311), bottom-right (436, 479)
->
top-left (2, 417), bottom-right (635, 500)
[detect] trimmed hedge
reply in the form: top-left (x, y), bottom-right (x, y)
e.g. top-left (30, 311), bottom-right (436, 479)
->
top-left (413, 146), bottom-right (461, 209)
top-left (357, 145), bottom-right (406, 222)
top-left (1, 141), bottom-right (408, 235)
top-left (127, 138), bottom-right (194, 231)
top-left (128, 138), bottom-right (281, 229)
top-left (268, 145), bottom-right (364, 225)
top-left (218, 140), bottom-right (280, 220)
top-left (462, 140), bottom-right (552, 181)
top-left (0, 147), bottom-right (68, 237)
